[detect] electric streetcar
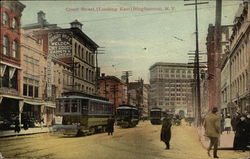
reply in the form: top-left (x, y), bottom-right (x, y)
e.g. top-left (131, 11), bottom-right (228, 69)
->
top-left (116, 105), bottom-right (139, 128)
top-left (150, 107), bottom-right (166, 125)
top-left (53, 91), bottom-right (113, 136)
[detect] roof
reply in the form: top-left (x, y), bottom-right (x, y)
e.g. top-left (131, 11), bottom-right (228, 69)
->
top-left (149, 62), bottom-right (193, 70)
top-left (57, 95), bottom-right (112, 104)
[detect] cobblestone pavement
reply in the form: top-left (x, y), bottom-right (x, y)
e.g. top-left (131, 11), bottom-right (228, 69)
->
top-left (0, 121), bottom-right (249, 159)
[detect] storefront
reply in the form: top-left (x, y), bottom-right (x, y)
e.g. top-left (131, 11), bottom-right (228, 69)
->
top-left (0, 95), bottom-right (24, 130)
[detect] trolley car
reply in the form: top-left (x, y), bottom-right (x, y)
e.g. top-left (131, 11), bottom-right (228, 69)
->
top-left (53, 92), bottom-right (113, 136)
top-left (150, 107), bottom-right (166, 125)
top-left (116, 105), bottom-right (139, 128)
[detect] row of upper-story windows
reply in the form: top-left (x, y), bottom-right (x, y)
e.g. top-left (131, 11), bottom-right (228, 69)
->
top-left (2, 12), bottom-right (19, 30)
top-left (74, 42), bottom-right (94, 66)
top-left (2, 36), bottom-right (19, 58)
top-left (75, 65), bottom-right (95, 83)
top-left (231, 41), bottom-right (248, 79)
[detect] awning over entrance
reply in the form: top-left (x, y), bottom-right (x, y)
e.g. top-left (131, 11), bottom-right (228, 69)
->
top-left (23, 99), bottom-right (56, 108)
top-left (0, 94), bottom-right (24, 100)
top-left (24, 100), bottom-right (44, 106)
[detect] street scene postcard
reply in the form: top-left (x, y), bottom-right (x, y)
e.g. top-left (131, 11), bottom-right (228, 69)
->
top-left (0, 0), bottom-right (250, 159)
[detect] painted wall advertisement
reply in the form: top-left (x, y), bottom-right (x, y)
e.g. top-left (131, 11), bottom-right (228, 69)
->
top-left (48, 32), bottom-right (72, 58)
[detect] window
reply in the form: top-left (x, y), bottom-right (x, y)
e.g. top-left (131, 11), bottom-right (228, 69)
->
top-left (64, 101), bottom-right (70, 112)
top-left (23, 84), bottom-right (28, 96)
top-left (71, 100), bottom-right (78, 112)
top-left (3, 36), bottom-right (10, 56)
top-left (28, 85), bottom-right (33, 97)
top-left (13, 41), bottom-right (18, 58)
top-left (12, 18), bottom-right (18, 30)
top-left (3, 12), bottom-right (9, 27)
top-left (34, 86), bottom-right (39, 97)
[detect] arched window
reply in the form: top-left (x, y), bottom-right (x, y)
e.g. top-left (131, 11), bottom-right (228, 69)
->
top-left (3, 36), bottom-right (10, 56)
top-left (12, 18), bottom-right (18, 30)
top-left (13, 40), bottom-right (18, 58)
top-left (3, 12), bottom-right (9, 27)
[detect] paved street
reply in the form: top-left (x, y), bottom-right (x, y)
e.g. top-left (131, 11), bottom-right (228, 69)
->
top-left (0, 121), bottom-right (249, 159)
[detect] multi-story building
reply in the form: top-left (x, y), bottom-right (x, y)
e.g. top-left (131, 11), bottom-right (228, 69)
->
top-left (127, 79), bottom-right (149, 118)
top-left (0, 0), bottom-right (25, 129)
top-left (20, 30), bottom-right (72, 126)
top-left (228, 1), bottom-right (250, 114)
top-left (149, 62), bottom-right (193, 117)
top-left (98, 74), bottom-right (127, 112)
top-left (206, 24), bottom-right (233, 112)
top-left (23, 11), bottom-right (98, 95)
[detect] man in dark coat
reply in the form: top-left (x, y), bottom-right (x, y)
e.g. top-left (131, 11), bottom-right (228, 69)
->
top-left (161, 116), bottom-right (172, 149)
top-left (14, 116), bottom-right (20, 133)
top-left (233, 115), bottom-right (249, 151)
top-left (106, 116), bottom-right (115, 135)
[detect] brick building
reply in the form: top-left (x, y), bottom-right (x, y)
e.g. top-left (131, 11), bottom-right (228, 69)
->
top-left (0, 0), bottom-right (25, 130)
top-left (98, 75), bottom-right (127, 112)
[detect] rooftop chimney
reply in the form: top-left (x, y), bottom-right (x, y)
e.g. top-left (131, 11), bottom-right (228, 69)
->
top-left (37, 11), bottom-right (45, 24)
top-left (70, 19), bottom-right (83, 30)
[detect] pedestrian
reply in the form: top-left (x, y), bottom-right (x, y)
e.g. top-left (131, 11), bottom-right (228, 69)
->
top-left (14, 116), bottom-right (20, 133)
top-left (106, 116), bottom-right (115, 135)
top-left (231, 112), bottom-right (240, 133)
top-left (160, 115), bottom-right (172, 150)
top-left (203, 107), bottom-right (220, 158)
top-left (23, 115), bottom-right (29, 131)
top-left (233, 115), bottom-right (249, 151)
top-left (224, 115), bottom-right (231, 134)
top-left (246, 112), bottom-right (250, 148)
top-left (220, 113), bottom-right (225, 134)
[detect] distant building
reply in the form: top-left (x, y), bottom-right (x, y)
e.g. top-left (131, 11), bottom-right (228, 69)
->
top-left (98, 74), bottom-right (127, 112)
top-left (127, 79), bottom-right (149, 118)
top-left (149, 62), bottom-right (193, 117)
top-left (0, 0), bottom-right (25, 130)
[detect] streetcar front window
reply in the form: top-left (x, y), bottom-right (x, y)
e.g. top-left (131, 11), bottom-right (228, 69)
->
top-left (64, 100), bottom-right (70, 112)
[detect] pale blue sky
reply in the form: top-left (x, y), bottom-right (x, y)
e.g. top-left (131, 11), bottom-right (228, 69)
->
top-left (20, 1), bottom-right (241, 83)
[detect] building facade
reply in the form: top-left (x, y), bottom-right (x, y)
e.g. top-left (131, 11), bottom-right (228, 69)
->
top-left (98, 75), bottom-right (127, 112)
top-left (228, 1), bottom-right (250, 114)
top-left (149, 62), bottom-right (193, 117)
top-left (20, 29), bottom-right (73, 126)
top-left (127, 79), bottom-right (149, 118)
top-left (0, 0), bottom-right (25, 130)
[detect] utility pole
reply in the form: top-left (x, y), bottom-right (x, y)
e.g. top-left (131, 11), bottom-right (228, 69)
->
top-left (122, 71), bottom-right (132, 104)
top-left (185, 0), bottom-right (209, 126)
top-left (214, 0), bottom-right (222, 112)
top-left (110, 83), bottom-right (119, 112)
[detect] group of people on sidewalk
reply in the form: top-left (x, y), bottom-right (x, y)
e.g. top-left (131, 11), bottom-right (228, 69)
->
top-left (220, 111), bottom-right (250, 151)
top-left (204, 107), bottom-right (250, 158)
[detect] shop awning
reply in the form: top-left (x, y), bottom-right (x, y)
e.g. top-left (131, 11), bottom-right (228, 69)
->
top-left (44, 102), bottom-right (56, 108)
top-left (24, 101), bottom-right (44, 106)
top-left (1, 94), bottom-right (24, 100)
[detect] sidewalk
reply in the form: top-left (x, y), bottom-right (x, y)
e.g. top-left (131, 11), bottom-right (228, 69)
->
top-left (197, 126), bottom-right (235, 149)
top-left (0, 127), bottom-right (52, 138)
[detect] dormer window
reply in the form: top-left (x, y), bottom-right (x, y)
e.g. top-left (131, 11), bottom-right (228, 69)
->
top-left (3, 12), bottom-right (9, 27)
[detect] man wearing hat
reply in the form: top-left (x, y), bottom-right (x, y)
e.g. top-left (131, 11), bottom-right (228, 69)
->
top-left (204, 107), bottom-right (220, 158)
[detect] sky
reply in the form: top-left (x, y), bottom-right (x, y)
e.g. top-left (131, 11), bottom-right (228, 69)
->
top-left (20, 0), bottom-right (242, 83)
